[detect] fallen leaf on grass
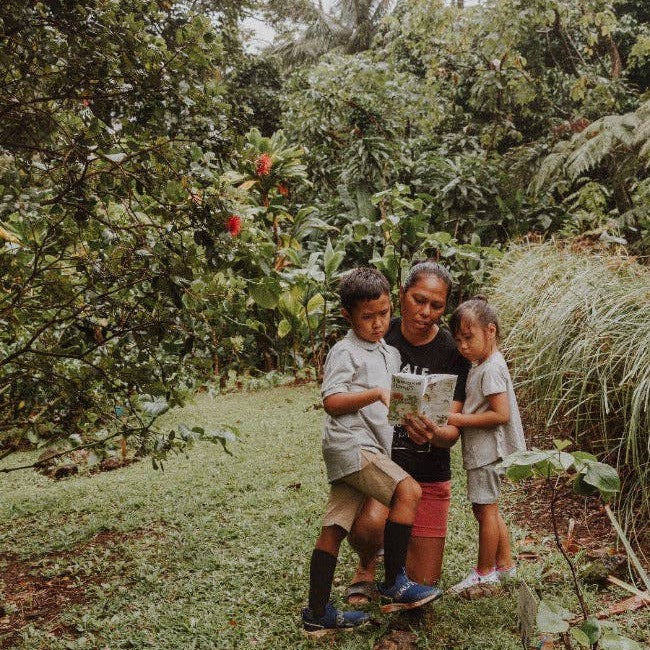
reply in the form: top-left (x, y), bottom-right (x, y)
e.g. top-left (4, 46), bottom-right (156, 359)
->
top-left (595, 594), bottom-right (649, 619)
top-left (373, 630), bottom-right (418, 650)
top-left (286, 482), bottom-right (301, 490)
top-left (518, 552), bottom-right (541, 561)
top-left (459, 583), bottom-right (501, 600)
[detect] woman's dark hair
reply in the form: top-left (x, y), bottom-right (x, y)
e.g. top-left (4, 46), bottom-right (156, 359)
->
top-left (402, 259), bottom-right (453, 297)
top-left (449, 295), bottom-right (501, 339)
top-left (339, 267), bottom-right (390, 311)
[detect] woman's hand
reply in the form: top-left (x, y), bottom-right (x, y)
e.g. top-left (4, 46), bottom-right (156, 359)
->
top-left (403, 413), bottom-right (461, 448)
top-left (402, 414), bottom-right (437, 445)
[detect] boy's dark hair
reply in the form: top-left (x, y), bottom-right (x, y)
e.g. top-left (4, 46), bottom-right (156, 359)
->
top-left (339, 267), bottom-right (390, 312)
top-left (449, 295), bottom-right (501, 339)
top-left (403, 259), bottom-right (453, 297)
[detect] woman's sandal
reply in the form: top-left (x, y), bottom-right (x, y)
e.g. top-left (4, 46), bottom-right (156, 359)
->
top-left (344, 580), bottom-right (379, 605)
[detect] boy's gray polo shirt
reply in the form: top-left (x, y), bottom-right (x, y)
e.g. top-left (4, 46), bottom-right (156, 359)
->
top-left (321, 329), bottom-right (401, 482)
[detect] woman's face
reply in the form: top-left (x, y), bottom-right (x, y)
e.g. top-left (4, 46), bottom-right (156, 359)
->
top-left (399, 274), bottom-right (449, 337)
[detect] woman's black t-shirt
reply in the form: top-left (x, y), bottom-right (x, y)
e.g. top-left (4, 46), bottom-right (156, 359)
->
top-left (385, 318), bottom-right (470, 483)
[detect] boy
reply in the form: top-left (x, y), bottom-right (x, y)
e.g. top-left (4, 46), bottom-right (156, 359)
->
top-left (302, 267), bottom-right (442, 637)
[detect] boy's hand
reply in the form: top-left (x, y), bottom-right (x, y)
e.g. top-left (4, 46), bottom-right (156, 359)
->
top-left (374, 387), bottom-right (390, 408)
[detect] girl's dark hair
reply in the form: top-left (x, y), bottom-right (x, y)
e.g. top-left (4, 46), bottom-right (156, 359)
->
top-left (403, 259), bottom-right (452, 297)
top-left (339, 267), bottom-right (390, 311)
top-left (449, 295), bottom-right (501, 339)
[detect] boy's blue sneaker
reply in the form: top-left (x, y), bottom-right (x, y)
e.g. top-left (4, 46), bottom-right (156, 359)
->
top-left (301, 602), bottom-right (370, 637)
top-left (378, 569), bottom-right (443, 613)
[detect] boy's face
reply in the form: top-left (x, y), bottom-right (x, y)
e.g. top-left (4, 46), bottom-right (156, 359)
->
top-left (342, 293), bottom-right (391, 343)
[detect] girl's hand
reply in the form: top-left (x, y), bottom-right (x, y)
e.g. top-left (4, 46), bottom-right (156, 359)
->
top-left (375, 387), bottom-right (390, 408)
top-left (403, 414), bottom-right (437, 445)
top-left (447, 412), bottom-right (460, 427)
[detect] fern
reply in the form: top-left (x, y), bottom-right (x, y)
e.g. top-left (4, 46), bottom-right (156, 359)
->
top-left (531, 100), bottom-right (650, 189)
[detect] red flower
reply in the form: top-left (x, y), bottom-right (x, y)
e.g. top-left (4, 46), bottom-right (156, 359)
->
top-left (226, 214), bottom-right (242, 236)
top-left (255, 153), bottom-right (272, 177)
top-left (277, 182), bottom-right (289, 197)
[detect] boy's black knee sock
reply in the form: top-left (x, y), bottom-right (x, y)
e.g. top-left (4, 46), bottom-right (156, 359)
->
top-left (308, 549), bottom-right (337, 618)
top-left (383, 520), bottom-right (412, 587)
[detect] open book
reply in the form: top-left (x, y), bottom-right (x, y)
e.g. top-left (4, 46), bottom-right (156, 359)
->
top-left (387, 373), bottom-right (457, 426)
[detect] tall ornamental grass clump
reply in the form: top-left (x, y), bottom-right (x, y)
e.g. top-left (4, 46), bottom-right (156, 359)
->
top-left (489, 243), bottom-right (649, 528)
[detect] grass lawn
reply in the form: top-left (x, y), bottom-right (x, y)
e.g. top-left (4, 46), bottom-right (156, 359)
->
top-left (1, 385), bottom-right (647, 649)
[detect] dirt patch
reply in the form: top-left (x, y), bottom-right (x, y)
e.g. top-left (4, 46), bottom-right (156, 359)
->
top-left (504, 477), bottom-right (649, 584)
top-left (512, 401), bottom-right (649, 568)
top-left (0, 526), bottom-right (163, 648)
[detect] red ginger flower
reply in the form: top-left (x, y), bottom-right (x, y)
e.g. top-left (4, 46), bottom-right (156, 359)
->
top-left (277, 182), bottom-right (289, 197)
top-left (255, 153), bottom-right (272, 177)
top-left (226, 214), bottom-right (242, 236)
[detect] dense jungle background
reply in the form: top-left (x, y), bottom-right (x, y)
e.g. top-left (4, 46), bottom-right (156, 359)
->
top-left (1, 0), bottom-right (648, 534)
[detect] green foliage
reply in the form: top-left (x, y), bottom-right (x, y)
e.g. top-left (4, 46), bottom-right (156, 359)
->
top-left (2, 0), bottom-right (648, 468)
top-left (0, 0), bottom-right (259, 461)
top-left (503, 444), bottom-right (643, 650)
top-left (532, 100), bottom-right (650, 251)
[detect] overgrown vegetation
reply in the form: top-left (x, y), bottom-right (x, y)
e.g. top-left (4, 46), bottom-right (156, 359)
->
top-left (490, 243), bottom-right (649, 532)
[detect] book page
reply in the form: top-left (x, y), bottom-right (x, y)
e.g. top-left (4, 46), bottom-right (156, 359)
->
top-left (421, 374), bottom-right (457, 426)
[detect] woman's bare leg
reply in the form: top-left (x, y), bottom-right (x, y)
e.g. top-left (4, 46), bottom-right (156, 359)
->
top-left (346, 497), bottom-right (388, 601)
top-left (407, 536), bottom-right (446, 585)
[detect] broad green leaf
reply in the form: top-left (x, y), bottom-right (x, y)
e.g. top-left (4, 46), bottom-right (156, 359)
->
top-left (571, 628), bottom-right (591, 647)
top-left (536, 600), bottom-right (573, 633)
top-left (581, 460), bottom-right (621, 496)
top-left (552, 451), bottom-right (576, 471)
top-left (501, 450), bottom-right (551, 468)
top-left (580, 618), bottom-right (601, 644)
top-left (278, 319), bottom-right (291, 338)
top-left (505, 463), bottom-right (533, 481)
top-left (573, 475), bottom-right (598, 497)
top-left (324, 239), bottom-right (345, 276)
top-left (279, 291), bottom-right (302, 318)
top-left (250, 278), bottom-right (281, 310)
top-left (306, 293), bottom-right (324, 315)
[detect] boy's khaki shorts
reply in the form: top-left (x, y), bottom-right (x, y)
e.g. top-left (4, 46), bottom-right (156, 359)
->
top-left (322, 449), bottom-right (410, 532)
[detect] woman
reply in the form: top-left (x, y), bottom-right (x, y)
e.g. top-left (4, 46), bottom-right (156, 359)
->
top-left (345, 260), bottom-right (471, 603)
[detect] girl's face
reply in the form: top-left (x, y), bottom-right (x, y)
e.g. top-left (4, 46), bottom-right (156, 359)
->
top-left (399, 274), bottom-right (448, 337)
top-left (454, 317), bottom-right (497, 364)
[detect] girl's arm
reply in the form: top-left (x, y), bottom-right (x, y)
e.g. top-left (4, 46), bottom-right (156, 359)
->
top-left (324, 387), bottom-right (389, 416)
top-left (402, 400), bottom-right (463, 447)
top-left (447, 392), bottom-right (510, 428)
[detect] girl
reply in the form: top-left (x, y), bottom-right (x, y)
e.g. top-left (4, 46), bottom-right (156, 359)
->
top-left (446, 296), bottom-right (526, 593)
